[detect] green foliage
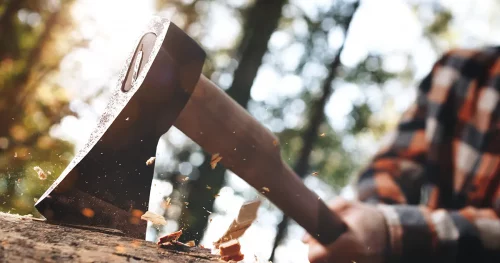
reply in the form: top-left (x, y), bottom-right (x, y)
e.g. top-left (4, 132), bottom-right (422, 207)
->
top-left (0, 0), bottom-right (78, 216)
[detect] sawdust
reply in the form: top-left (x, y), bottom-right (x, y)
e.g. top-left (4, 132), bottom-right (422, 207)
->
top-left (33, 166), bottom-right (47, 180)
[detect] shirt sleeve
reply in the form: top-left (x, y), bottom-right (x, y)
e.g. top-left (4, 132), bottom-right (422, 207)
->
top-left (377, 191), bottom-right (500, 262)
top-left (360, 47), bottom-right (500, 262)
top-left (354, 54), bottom-right (448, 205)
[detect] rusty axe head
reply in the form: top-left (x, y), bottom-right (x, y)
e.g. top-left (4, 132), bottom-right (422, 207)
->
top-left (35, 17), bottom-right (205, 239)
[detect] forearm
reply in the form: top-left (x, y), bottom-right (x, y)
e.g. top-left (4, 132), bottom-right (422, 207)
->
top-left (378, 204), bottom-right (500, 263)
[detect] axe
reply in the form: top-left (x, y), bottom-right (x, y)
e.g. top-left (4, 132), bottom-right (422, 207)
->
top-left (35, 17), bottom-right (347, 246)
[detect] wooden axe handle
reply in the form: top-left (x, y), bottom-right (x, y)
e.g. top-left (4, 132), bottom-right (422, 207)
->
top-left (174, 75), bottom-right (347, 245)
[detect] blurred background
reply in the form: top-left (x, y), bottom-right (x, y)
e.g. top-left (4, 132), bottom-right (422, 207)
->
top-left (0, 0), bottom-right (499, 262)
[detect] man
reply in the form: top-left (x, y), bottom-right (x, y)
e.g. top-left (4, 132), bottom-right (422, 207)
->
top-left (303, 47), bottom-right (500, 263)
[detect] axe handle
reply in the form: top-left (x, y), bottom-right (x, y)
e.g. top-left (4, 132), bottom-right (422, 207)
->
top-left (174, 75), bottom-right (347, 245)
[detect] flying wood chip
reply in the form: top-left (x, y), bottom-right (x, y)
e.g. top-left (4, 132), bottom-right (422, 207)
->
top-left (219, 239), bottom-right (241, 256)
top-left (157, 230), bottom-right (183, 244)
top-left (213, 200), bottom-right (261, 248)
top-left (33, 166), bottom-right (47, 180)
top-left (219, 240), bottom-right (244, 262)
top-left (221, 252), bottom-right (244, 262)
top-left (210, 153), bottom-right (223, 169)
top-left (140, 211), bottom-right (167, 226)
top-left (146, 157), bottom-right (156, 166)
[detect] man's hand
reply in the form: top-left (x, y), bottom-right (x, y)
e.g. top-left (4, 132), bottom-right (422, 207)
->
top-left (302, 199), bottom-right (388, 263)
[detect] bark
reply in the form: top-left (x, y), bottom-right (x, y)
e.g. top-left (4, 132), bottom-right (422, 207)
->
top-left (179, 0), bottom-right (287, 243)
top-left (269, 2), bottom-right (360, 261)
top-left (0, 213), bottom-right (221, 263)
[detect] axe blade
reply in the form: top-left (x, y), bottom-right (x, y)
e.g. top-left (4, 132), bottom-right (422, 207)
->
top-left (35, 17), bottom-right (206, 239)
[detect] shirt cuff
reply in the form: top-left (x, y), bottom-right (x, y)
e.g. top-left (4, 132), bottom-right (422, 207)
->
top-left (376, 204), bottom-right (436, 263)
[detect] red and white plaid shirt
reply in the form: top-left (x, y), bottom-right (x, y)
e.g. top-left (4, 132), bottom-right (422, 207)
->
top-left (356, 47), bottom-right (500, 262)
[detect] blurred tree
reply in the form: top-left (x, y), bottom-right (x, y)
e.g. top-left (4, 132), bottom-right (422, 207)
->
top-left (269, 1), bottom-right (360, 260)
top-left (177, 0), bottom-right (287, 243)
top-left (0, 0), bottom-right (82, 215)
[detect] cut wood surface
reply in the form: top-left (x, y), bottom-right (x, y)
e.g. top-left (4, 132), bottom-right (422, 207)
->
top-left (0, 213), bottom-right (222, 263)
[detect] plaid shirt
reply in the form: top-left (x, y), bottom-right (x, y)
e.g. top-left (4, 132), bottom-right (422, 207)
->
top-left (356, 47), bottom-right (500, 263)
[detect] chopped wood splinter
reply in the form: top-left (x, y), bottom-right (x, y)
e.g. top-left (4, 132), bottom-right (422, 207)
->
top-left (146, 157), bottom-right (156, 166)
top-left (185, 240), bottom-right (196, 247)
top-left (140, 211), bottom-right (167, 226)
top-left (210, 153), bottom-right (223, 169)
top-left (219, 240), bottom-right (244, 262)
top-left (261, 187), bottom-right (270, 193)
top-left (312, 171), bottom-right (319, 176)
top-left (157, 230), bottom-right (183, 245)
top-left (161, 197), bottom-right (171, 209)
top-left (33, 166), bottom-right (47, 180)
top-left (213, 200), bottom-right (261, 249)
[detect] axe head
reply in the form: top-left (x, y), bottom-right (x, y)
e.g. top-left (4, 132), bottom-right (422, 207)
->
top-left (35, 17), bottom-right (206, 239)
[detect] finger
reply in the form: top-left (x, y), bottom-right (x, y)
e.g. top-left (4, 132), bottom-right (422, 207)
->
top-left (302, 233), bottom-right (312, 243)
top-left (327, 197), bottom-right (350, 212)
top-left (307, 243), bottom-right (330, 263)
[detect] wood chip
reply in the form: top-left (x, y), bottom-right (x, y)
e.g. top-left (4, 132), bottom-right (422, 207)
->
top-left (320, 133), bottom-right (326, 137)
top-left (210, 153), bottom-right (223, 169)
top-left (219, 240), bottom-right (241, 256)
top-left (261, 187), bottom-right (270, 193)
top-left (213, 200), bottom-right (261, 248)
top-left (312, 172), bottom-right (318, 176)
top-left (161, 197), bottom-right (171, 209)
top-left (221, 252), bottom-right (244, 262)
top-left (33, 166), bottom-right (47, 180)
top-left (206, 185), bottom-right (212, 190)
top-left (140, 211), bottom-right (167, 226)
top-left (157, 230), bottom-right (183, 245)
top-left (146, 157), bottom-right (156, 166)
top-left (185, 240), bottom-right (196, 247)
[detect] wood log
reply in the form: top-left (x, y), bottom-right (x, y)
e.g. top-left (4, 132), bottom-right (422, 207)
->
top-left (0, 213), bottom-right (222, 263)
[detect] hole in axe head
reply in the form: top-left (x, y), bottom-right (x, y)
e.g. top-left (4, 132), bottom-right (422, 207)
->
top-left (122, 32), bottom-right (157, 92)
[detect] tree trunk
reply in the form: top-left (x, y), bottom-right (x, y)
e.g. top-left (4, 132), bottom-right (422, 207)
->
top-left (0, 213), bottom-right (220, 263)
top-left (179, 0), bottom-right (287, 243)
top-left (269, 2), bottom-right (360, 261)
